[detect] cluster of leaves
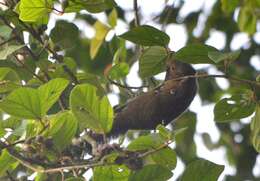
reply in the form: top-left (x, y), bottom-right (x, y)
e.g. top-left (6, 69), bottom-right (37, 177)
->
top-left (0, 0), bottom-right (259, 180)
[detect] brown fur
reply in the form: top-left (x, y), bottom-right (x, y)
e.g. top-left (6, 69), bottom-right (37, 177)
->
top-left (108, 60), bottom-right (197, 136)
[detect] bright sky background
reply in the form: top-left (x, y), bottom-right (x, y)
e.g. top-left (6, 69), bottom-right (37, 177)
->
top-left (47, 0), bottom-right (260, 180)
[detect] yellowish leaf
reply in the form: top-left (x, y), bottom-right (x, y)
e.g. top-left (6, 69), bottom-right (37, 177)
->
top-left (90, 21), bottom-right (110, 59)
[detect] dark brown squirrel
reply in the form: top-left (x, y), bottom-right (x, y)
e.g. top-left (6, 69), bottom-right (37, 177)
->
top-left (108, 59), bottom-right (197, 136)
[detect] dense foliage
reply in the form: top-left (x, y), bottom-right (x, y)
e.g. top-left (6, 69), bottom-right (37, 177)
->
top-left (0, 0), bottom-right (259, 180)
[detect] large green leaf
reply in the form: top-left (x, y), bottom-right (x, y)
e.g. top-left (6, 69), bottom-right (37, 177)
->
top-left (238, 6), bottom-right (257, 35)
top-left (50, 20), bottom-right (79, 49)
top-left (150, 147), bottom-right (177, 170)
top-left (70, 84), bottom-right (113, 133)
top-left (214, 94), bottom-right (255, 122)
top-left (181, 159), bottom-right (224, 181)
top-left (119, 25), bottom-right (170, 47)
top-left (48, 111), bottom-right (78, 151)
top-left (251, 105), bottom-right (260, 152)
top-left (38, 78), bottom-right (69, 115)
top-left (139, 46), bottom-right (168, 78)
top-left (93, 165), bottom-right (130, 181)
top-left (0, 87), bottom-right (41, 119)
top-left (129, 165), bottom-right (172, 181)
top-left (0, 45), bottom-right (25, 60)
top-left (90, 21), bottom-right (111, 59)
top-left (127, 133), bottom-right (164, 151)
top-left (175, 44), bottom-right (218, 64)
top-left (108, 62), bottom-right (129, 79)
top-left (0, 78), bottom-right (69, 119)
top-left (19, 0), bottom-right (53, 23)
top-left (65, 0), bottom-right (117, 13)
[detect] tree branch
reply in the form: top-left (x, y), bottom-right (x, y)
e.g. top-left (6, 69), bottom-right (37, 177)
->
top-left (138, 140), bottom-right (173, 158)
top-left (172, 73), bottom-right (260, 89)
top-left (133, 0), bottom-right (140, 27)
top-left (108, 77), bottom-right (148, 90)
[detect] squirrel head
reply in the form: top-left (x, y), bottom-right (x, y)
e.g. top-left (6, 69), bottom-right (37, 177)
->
top-left (165, 59), bottom-right (196, 80)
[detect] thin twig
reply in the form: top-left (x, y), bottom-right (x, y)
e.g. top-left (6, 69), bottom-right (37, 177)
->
top-left (139, 140), bottom-right (173, 158)
top-left (133, 0), bottom-right (140, 26)
top-left (52, 7), bottom-right (64, 15)
top-left (108, 77), bottom-right (148, 90)
top-left (172, 73), bottom-right (260, 89)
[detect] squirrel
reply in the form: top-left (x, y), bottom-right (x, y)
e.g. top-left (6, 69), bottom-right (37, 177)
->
top-left (108, 59), bottom-right (197, 136)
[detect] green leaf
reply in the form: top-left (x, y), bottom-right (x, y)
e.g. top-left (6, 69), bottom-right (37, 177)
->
top-left (150, 148), bottom-right (177, 170)
top-left (214, 94), bottom-right (255, 122)
top-left (256, 74), bottom-right (260, 82)
top-left (65, 0), bottom-right (117, 13)
top-left (156, 124), bottom-right (173, 140)
top-left (139, 46), bottom-right (168, 78)
top-left (108, 8), bottom-right (117, 28)
top-left (70, 84), bottom-right (113, 133)
top-left (238, 6), bottom-right (257, 35)
top-left (93, 165), bottom-right (130, 181)
top-left (38, 78), bottom-right (69, 115)
top-left (50, 20), bottom-right (79, 49)
top-left (19, 0), bottom-right (53, 23)
top-left (0, 87), bottom-right (41, 119)
top-left (181, 159), bottom-right (224, 181)
top-left (175, 44), bottom-right (218, 64)
top-left (0, 117), bottom-right (21, 130)
top-left (12, 120), bottom-right (28, 136)
top-left (127, 133), bottom-right (164, 151)
top-left (0, 26), bottom-right (12, 39)
top-left (221, 0), bottom-right (239, 13)
top-left (0, 67), bottom-right (19, 81)
top-left (112, 40), bottom-right (127, 63)
top-left (90, 21), bottom-right (111, 59)
top-left (0, 81), bottom-right (21, 93)
top-left (65, 178), bottom-right (85, 181)
top-left (108, 62), bottom-right (129, 79)
top-left (0, 68), bottom-right (21, 93)
top-left (129, 165), bottom-right (172, 181)
top-left (119, 25), bottom-right (170, 47)
top-left (52, 57), bottom-right (77, 79)
top-left (48, 111), bottom-right (78, 151)
top-left (0, 45), bottom-right (25, 60)
top-left (251, 105), bottom-right (260, 152)
top-left (208, 50), bottom-right (241, 63)
top-left (0, 78), bottom-right (69, 119)
top-left (0, 149), bottom-right (18, 176)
